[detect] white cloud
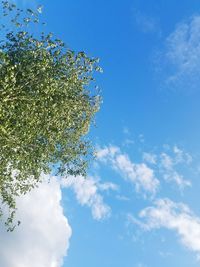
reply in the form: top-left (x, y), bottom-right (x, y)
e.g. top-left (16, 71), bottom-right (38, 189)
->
top-left (143, 152), bottom-right (157, 165)
top-left (133, 9), bottom-right (160, 34)
top-left (173, 146), bottom-right (192, 164)
top-left (62, 175), bottom-right (111, 220)
top-left (116, 195), bottom-right (130, 201)
top-left (133, 198), bottom-right (200, 257)
top-left (163, 171), bottom-right (191, 189)
top-left (161, 15), bottom-right (200, 90)
top-left (98, 182), bottom-right (119, 192)
top-left (160, 153), bottom-right (173, 169)
top-left (143, 146), bottom-right (192, 190)
top-left (123, 138), bottom-right (135, 147)
top-left (160, 149), bottom-right (192, 189)
top-left (97, 144), bottom-right (193, 194)
top-left (97, 146), bottom-right (159, 196)
top-left (96, 146), bottom-right (120, 160)
top-left (0, 176), bottom-right (72, 267)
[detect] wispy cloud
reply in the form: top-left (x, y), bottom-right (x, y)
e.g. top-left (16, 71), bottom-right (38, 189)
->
top-left (143, 152), bottom-right (157, 165)
top-left (132, 9), bottom-right (161, 35)
top-left (130, 198), bottom-right (200, 258)
top-left (143, 145), bottom-right (192, 190)
top-left (97, 144), bottom-right (193, 196)
top-left (97, 145), bottom-right (159, 197)
top-left (62, 175), bottom-right (111, 220)
top-left (159, 145), bottom-right (192, 189)
top-left (98, 181), bottom-right (119, 192)
top-left (0, 176), bottom-right (71, 267)
top-left (158, 15), bottom-right (200, 91)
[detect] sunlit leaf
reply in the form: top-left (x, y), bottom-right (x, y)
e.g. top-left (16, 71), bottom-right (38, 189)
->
top-left (0, 0), bottom-right (101, 231)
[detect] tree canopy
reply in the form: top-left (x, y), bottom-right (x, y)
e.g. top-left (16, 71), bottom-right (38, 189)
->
top-left (0, 1), bottom-right (101, 230)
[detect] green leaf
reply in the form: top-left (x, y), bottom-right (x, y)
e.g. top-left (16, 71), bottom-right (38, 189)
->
top-left (0, 0), bottom-right (102, 231)
top-left (37, 5), bottom-right (43, 14)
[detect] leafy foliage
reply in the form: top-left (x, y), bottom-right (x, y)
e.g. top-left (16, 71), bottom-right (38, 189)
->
top-left (0, 1), bottom-right (101, 230)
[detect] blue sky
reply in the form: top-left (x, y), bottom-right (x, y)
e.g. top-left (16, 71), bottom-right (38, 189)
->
top-left (1, 1), bottom-right (200, 267)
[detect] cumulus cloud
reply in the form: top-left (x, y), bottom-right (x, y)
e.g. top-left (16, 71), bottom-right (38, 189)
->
top-left (0, 176), bottom-right (72, 267)
top-left (131, 198), bottom-right (200, 257)
top-left (159, 15), bottom-right (200, 90)
top-left (97, 145), bottom-right (159, 197)
top-left (62, 175), bottom-right (111, 220)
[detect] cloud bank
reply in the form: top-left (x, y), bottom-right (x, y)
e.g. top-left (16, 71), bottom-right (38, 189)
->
top-left (0, 177), bottom-right (72, 267)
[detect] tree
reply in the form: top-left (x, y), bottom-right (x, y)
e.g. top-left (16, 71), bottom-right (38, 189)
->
top-left (0, 1), bottom-right (101, 230)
